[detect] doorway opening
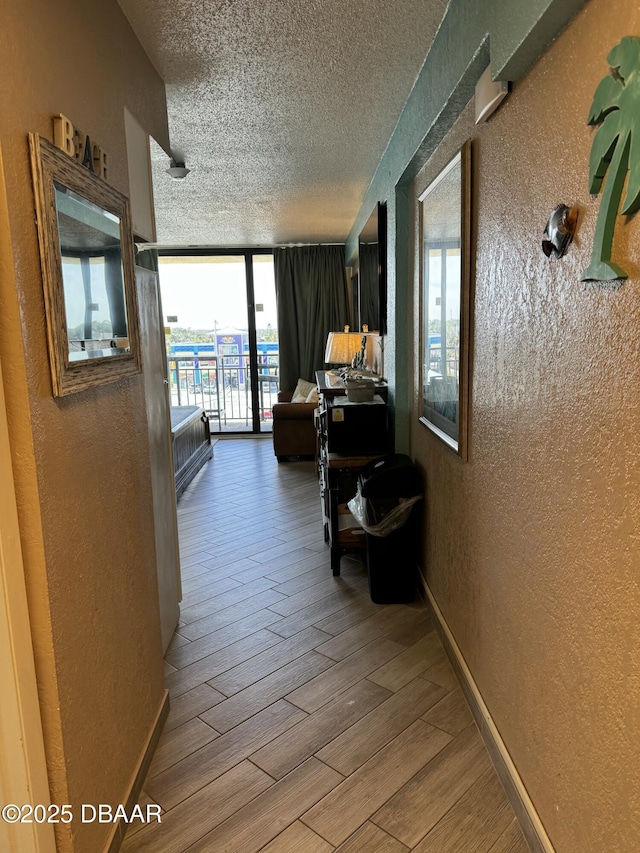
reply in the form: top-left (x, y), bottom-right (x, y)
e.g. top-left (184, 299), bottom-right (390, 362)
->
top-left (158, 250), bottom-right (278, 434)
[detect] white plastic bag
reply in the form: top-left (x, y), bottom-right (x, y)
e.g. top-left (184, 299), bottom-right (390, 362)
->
top-left (347, 492), bottom-right (421, 537)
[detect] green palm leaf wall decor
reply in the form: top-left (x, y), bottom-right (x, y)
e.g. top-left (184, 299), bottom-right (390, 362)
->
top-left (582, 36), bottom-right (640, 281)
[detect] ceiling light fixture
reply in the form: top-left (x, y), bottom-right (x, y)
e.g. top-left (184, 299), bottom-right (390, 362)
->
top-left (166, 159), bottom-right (190, 180)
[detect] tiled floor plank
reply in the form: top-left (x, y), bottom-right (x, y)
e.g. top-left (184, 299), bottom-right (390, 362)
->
top-left (251, 678), bottom-right (391, 779)
top-left (163, 683), bottom-right (225, 733)
top-left (196, 536), bottom-right (290, 568)
top-left (164, 628), bottom-right (283, 698)
top-left (421, 685), bottom-right (474, 736)
top-left (250, 533), bottom-right (329, 565)
top-left (313, 607), bottom-right (406, 661)
top-left (201, 651), bottom-right (334, 733)
top-left (312, 595), bottom-right (389, 636)
top-left (335, 821), bottom-right (410, 852)
top-left (271, 565), bottom-right (342, 597)
top-left (147, 718), bottom-right (219, 779)
top-left (261, 549), bottom-right (330, 582)
top-left (367, 632), bottom-right (446, 692)
top-left (207, 626), bottom-right (332, 695)
top-left (229, 560), bottom-right (284, 584)
top-left (121, 761), bottom-right (272, 852)
top-left (258, 820), bottom-right (334, 853)
top-left (166, 631), bottom-right (191, 653)
top-left (165, 608), bottom-right (284, 670)
top-left (285, 637), bottom-right (405, 713)
top-left (421, 657), bottom-right (459, 691)
top-left (179, 574), bottom-right (243, 609)
top-left (412, 766), bottom-right (515, 852)
top-left (268, 587), bottom-right (377, 639)
top-left (301, 720), bottom-right (452, 845)
top-left (488, 817), bottom-right (530, 852)
top-left (179, 578), bottom-right (281, 624)
top-left (268, 574), bottom-right (368, 618)
top-left (381, 609), bottom-right (434, 647)
top-left (184, 758), bottom-right (343, 853)
top-left (178, 588), bottom-right (289, 641)
top-left (372, 722), bottom-right (493, 847)
top-left (121, 440), bottom-right (528, 853)
top-left (316, 676), bottom-right (448, 776)
top-left (145, 699), bottom-right (307, 810)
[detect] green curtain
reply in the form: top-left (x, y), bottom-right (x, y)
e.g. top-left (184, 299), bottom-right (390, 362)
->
top-left (274, 245), bottom-right (349, 391)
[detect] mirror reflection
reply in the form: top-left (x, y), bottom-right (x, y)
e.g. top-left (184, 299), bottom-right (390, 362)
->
top-left (420, 150), bottom-right (463, 449)
top-left (357, 202), bottom-right (386, 334)
top-left (418, 142), bottom-right (471, 459)
top-left (54, 183), bottom-right (130, 361)
top-left (358, 208), bottom-right (379, 331)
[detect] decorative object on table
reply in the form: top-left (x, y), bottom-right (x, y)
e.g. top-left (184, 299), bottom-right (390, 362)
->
top-left (542, 204), bottom-right (578, 259)
top-left (581, 36), bottom-right (640, 282)
top-left (418, 141), bottom-right (472, 460)
top-left (344, 377), bottom-right (375, 403)
top-left (351, 334), bottom-right (368, 371)
top-left (315, 370), bottom-right (388, 402)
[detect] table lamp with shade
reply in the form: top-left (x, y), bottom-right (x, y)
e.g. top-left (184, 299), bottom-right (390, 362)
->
top-left (324, 326), bottom-right (378, 376)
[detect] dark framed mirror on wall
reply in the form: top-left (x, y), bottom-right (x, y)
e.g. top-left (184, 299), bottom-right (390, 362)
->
top-left (357, 201), bottom-right (387, 334)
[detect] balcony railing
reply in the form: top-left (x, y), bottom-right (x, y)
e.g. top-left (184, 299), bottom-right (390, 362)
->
top-left (167, 354), bottom-right (279, 432)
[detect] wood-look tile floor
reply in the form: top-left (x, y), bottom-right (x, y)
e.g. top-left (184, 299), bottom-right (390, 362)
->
top-left (123, 438), bottom-right (528, 853)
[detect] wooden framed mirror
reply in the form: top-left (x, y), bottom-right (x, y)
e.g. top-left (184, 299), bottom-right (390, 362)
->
top-left (29, 133), bottom-right (141, 396)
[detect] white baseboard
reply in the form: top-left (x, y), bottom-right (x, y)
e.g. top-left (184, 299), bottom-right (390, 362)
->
top-left (419, 574), bottom-right (555, 853)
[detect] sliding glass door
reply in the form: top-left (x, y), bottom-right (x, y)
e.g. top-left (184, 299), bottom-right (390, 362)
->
top-left (158, 251), bottom-right (278, 434)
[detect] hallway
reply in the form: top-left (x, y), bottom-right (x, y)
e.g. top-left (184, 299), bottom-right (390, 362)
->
top-left (123, 438), bottom-right (528, 852)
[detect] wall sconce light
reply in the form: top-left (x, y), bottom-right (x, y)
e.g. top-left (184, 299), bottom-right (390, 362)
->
top-left (166, 159), bottom-right (190, 180)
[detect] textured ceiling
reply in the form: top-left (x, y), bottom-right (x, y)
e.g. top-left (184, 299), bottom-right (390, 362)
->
top-left (118, 0), bottom-right (450, 247)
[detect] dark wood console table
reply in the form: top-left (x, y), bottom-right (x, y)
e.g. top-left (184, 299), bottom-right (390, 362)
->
top-left (315, 372), bottom-right (391, 575)
top-left (315, 369), bottom-right (388, 401)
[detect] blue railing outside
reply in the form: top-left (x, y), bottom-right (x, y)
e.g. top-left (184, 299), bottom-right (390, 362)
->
top-left (167, 354), bottom-right (279, 432)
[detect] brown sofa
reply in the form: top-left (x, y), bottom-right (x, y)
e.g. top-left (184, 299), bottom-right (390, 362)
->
top-left (272, 391), bottom-right (317, 461)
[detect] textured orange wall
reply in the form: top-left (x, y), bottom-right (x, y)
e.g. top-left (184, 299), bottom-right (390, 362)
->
top-left (0, 1), bottom-right (170, 850)
top-left (411, 2), bottom-right (640, 850)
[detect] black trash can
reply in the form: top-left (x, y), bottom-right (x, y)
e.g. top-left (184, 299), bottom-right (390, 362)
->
top-left (355, 454), bottom-right (422, 604)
